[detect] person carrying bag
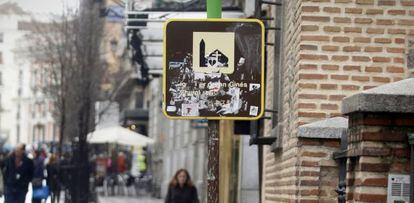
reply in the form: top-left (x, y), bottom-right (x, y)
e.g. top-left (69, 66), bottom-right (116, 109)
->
top-left (32, 150), bottom-right (48, 203)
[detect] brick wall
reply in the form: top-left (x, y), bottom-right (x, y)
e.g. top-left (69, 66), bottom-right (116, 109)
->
top-left (298, 0), bottom-right (413, 125)
top-left (346, 113), bottom-right (414, 202)
top-left (262, 0), bottom-right (303, 201)
top-left (262, 0), bottom-right (414, 202)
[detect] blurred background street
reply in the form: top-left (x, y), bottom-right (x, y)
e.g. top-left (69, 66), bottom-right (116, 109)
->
top-left (2, 0), bottom-right (414, 202)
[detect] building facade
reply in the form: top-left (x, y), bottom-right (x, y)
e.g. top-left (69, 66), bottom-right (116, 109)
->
top-left (122, 1), bottom-right (259, 203)
top-left (0, 2), bottom-right (64, 147)
top-left (28, 62), bottom-right (57, 144)
top-left (0, 2), bottom-right (33, 146)
top-left (146, 77), bottom-right (208, 201)
top-left (260, 0), bottom-right (414, 202)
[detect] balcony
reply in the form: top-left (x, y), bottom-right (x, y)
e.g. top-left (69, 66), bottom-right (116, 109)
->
top-left (120, 108), bottom-right (148, 123)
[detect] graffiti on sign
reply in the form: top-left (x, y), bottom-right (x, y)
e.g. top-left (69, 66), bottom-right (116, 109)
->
top-left (163, 19), bottom-right (264, 120)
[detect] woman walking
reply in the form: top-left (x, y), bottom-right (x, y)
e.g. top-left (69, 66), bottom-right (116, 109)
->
top-left (165, 169), bottom-right (199, 203)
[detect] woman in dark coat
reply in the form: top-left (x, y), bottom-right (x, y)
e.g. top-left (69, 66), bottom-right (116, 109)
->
top-left (165, 169), bottom-right (199, 203)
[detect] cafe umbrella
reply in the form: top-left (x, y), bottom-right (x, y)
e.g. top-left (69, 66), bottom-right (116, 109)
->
top-left (87, 126), bottom-right (154, 146)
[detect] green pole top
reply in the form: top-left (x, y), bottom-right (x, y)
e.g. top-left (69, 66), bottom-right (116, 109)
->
top-left (207, 0), bottom-right (222, 19)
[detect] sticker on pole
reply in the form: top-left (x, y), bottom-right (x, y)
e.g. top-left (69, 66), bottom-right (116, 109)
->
top-left (163, 19), bottom-right (265, 120)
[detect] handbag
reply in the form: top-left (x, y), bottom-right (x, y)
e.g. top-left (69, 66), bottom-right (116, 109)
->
top-left (32, 186), bottom-right (49, 199)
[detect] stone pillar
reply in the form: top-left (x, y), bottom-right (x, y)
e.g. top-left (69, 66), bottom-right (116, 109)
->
top-left (297, 117), bottom-right (347, 202)
top-left (342, 78), bottom-right (414, 202)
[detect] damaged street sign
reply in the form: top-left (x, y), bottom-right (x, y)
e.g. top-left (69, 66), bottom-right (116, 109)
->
top-left (163, 19), bottom-right (264, 120)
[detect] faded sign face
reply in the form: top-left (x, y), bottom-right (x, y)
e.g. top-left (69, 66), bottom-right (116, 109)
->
top-left (163, 19), bottom-right (264, 120)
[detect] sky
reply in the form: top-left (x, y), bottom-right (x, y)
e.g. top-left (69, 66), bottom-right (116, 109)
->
top-left (1, 0), bottom-right (79, 15)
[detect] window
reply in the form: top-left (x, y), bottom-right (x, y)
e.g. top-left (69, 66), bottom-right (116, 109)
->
top-left (135, 92), bottom-right (144, 108)
top-left (52, 124), bottom-right (56, 141)
top-left (32, 126), bottom-right (36, 143)
top-left (41, 103), bottom-right (46, 117)
top-left (19, 70), bottom-right (23, 85)
top-left (34, 125), bottom-right (46, 142)
top-left (30, 104), bottom-right (35, 118)
top-left (16, 124), bottom-right (20, 144)
top-left (16, 104), bottom-right (21, 119)
top-left (40, 126), bottom-right (45, 142)
top-left (49, 102), bottom-right (54, 112)
top-left (42, 106), bottom-right (46, 117)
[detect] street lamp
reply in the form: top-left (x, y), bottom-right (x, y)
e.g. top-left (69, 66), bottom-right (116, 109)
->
top-left (130, 124), bottom-right (136, 130)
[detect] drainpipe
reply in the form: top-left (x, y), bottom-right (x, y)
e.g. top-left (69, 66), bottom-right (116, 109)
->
top-left (408, 133), bottom-right (414, 203)
top-left (333, 130), bottom-right (348, 203)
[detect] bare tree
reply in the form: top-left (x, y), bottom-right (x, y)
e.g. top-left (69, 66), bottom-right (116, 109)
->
top-left (24, 0), bottom-right (128, 201)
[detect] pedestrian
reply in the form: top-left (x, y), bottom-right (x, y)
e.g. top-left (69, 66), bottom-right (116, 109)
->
top-left (117, 152), bottom-right (127, 174)
top-left (46, 154), bottom-right (60, 203)
top-left (32, 149), bottom-right (46, 203)
top-left (3, 143), bottom-right (34, 203)
top-left (59, 152), bottom-right (71, 201)
top-left (165, 169), bottom-right (199, 203)
top-left (107, 150), bottom-right (117, 176)
top-left (0, 151), bottom-right (7, 197)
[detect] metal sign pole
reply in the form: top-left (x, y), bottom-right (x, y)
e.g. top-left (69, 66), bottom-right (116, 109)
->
top-left (163, 2), bottom-right (264, 202)
top-left (207, 120), bottom-right (220, 203)
top-left (206, 2), bottom-right (222, 203)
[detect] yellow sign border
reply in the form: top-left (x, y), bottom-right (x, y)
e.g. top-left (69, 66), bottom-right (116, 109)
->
top-left (162, 18), bottom-right (265, 120)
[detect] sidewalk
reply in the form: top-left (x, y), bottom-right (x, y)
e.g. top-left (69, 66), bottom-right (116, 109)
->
top-left (0, 185), bottom-right (58, 203)
top-left (0, 191), bottom-right (163, 203)
top-left (98, 196), bottom-right (163, 203)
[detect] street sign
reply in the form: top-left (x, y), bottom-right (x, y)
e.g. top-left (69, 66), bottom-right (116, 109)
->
top-left (191, 119), bottom-right (209, 128)
top-left (163, 19), bottom-right (264, 120)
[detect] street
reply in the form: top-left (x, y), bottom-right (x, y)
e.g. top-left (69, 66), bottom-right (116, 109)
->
top-left (0, 187), bottom-right (163, 203)
top-left (98, 196), bottom-right (163, 203)
top-left (0, 193), bottom-right (163, 203)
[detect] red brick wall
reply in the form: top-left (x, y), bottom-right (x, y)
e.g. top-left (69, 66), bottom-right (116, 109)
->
top-left (298, 0), bottom-right (413, 125)
top-left (262, 0), bottom-right (414, 202)
top-left (346, 113), bottom-right (414, 202)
